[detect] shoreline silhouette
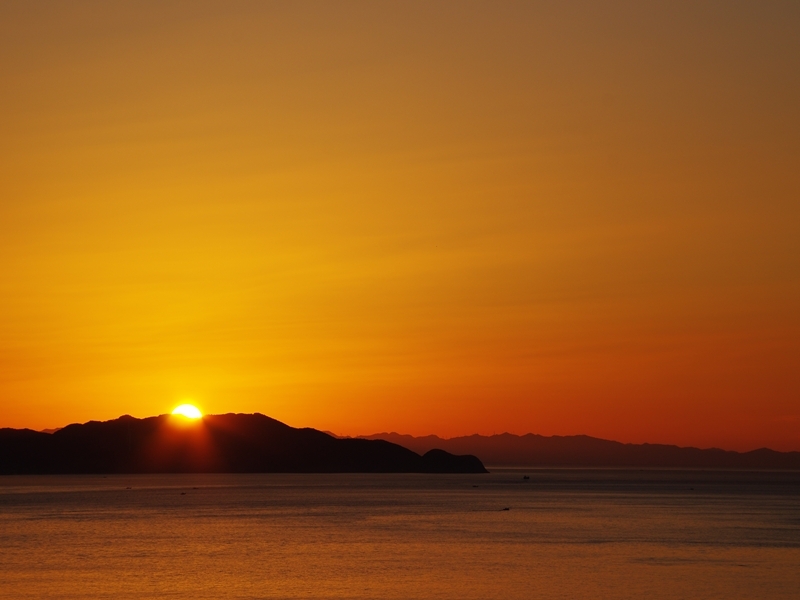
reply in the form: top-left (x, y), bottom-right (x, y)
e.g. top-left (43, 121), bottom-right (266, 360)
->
top-left (0, 413), bottom-right (486, 475)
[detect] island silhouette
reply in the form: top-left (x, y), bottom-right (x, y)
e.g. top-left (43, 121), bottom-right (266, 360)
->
top-left (0, 413), bottom-right (487, 474)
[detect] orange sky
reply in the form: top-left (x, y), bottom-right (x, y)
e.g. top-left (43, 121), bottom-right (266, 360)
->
top-left (1, 1), bottom-right (798, 451)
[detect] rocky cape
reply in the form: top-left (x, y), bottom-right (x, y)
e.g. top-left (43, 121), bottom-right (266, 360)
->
top-left (364, 432), bottom-right (800, 469)
top-left (0, 413), bottom-right (487, 474)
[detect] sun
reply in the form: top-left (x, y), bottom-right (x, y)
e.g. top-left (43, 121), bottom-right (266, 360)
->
top-left (171, 404), bottom-right (203, 419)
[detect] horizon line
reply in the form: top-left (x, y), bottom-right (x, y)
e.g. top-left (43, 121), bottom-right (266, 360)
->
top-left (14, 412), bottom-right (799, 455)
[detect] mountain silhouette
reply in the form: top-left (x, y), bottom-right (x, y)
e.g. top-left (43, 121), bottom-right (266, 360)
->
top-left (0, 414), bottom-right (487, 474)
top-left (363, 432), bottom-right (800, 469)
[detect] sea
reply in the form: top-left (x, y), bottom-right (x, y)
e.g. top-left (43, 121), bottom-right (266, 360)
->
top-left (1, 470), bottom-right (798, 599)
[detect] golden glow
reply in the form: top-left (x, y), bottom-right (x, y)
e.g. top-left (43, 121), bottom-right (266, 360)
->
top-left (0, 3), bottom-right (798, 451)
top-left (171, 404), bottom-right (202, 419)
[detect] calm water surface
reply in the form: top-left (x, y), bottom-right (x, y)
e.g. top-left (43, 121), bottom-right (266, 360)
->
top-left (1, 470), bottom-right (798, 599)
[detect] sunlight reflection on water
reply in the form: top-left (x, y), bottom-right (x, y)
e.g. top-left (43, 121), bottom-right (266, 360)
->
top-left (1, 470), bottom-right (798, 599)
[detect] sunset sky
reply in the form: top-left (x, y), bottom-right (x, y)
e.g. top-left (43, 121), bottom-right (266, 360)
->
top-left (1, 1), bottom-right (798, 451)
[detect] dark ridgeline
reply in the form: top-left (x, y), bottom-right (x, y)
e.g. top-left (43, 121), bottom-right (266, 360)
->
top-left (364, 432), bottom-right (800, 469)
top-left (0, 414), bottom-right (487, 475)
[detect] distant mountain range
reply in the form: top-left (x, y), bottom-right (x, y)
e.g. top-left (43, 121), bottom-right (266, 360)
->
top-left (0, 414), bottom-right (486, 474)
top-left (363, 432), bottom-right (800, 469)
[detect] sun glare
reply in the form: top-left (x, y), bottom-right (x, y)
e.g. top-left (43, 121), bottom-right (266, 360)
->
top-left (172, 404), bottom-right (202, 419)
